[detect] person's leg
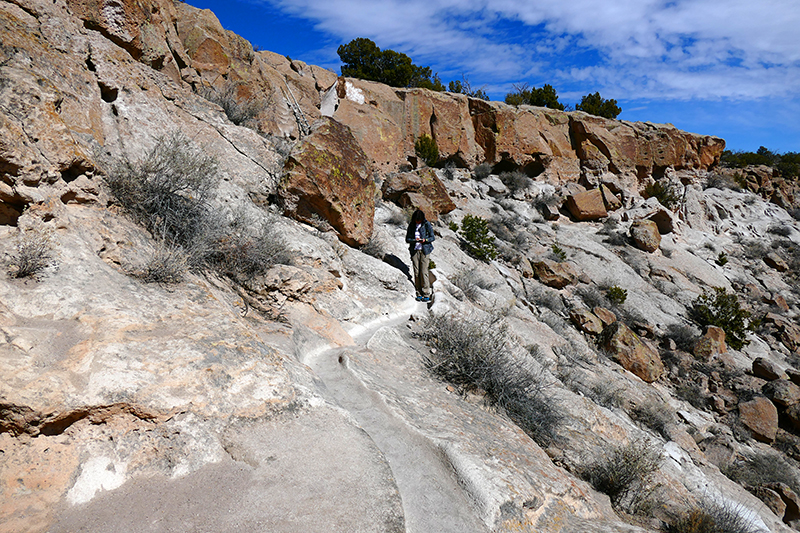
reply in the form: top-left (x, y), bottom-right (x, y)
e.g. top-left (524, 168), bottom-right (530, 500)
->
top-left (420, 253), bottom-right (431, 297)
top-left (411, 251), bottom-right (423, 297)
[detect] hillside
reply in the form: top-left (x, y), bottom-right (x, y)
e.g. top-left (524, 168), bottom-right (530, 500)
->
top-left (1, 0), bottom-right (800, 532)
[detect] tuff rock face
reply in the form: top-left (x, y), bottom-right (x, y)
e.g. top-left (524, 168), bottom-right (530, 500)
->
top-left (2, 0), bottom-right (800, 532)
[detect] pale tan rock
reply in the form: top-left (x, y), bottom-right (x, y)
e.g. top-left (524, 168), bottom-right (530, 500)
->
top-left (381, 169), bottom-right (456, 221)
top-left (765, 252), bottom-right (789, 272)
top-left (630, 219), bottom-right (661, 252)
top-left (592, 307), bottom-right (617, 326)
top-left (600, 184), bottom-right (622, 211)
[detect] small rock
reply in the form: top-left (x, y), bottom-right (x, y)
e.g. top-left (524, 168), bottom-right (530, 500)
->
top-left (693, 326), bottom-right (727, 360)
top-left (592, 307), bottom-right (616, 327)
top-left (569, 308), bottom-right (603, 335)
top-left (531, 259), bottom-right (577, 289)
top-left (763, 380), bottom-right (800, 407)
top-left (753, 357), bottom-right (788, 381)
top-left (764, 252), bottom-right (789, 272)
top-left (600, 322), bottom-right (664, 383)
top-left (751, 485), bottom-right (787, 519)
top-left (786, 368), bottom-right (800, 386)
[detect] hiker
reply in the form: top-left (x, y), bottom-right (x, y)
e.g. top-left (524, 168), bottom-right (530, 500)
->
top-left (406, 209), bottom-right (435, 302)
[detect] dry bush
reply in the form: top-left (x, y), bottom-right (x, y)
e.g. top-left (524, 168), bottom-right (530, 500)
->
top-left (199, 81), bottom-right (266, 128)
top-left (667, 500), bottom-right (763, 533)
top-left (128, 242), bottom-right (188, 284)
top-left (721, 452), bottom-right (800, 496)
top-left (8, 224), bottom-right (56, 279)
top-left (499, 170), bottom-right (532, 193)
top-left (450, 269), bottom-right (496, 301)
top-left (206, 212), bottom-right (289, 282)
top-left (105, 132), bottom-right (218, 251)
top-left (583, 440), bottom-right (662, 513)
top-left (421, 313), bottom-right (562, 446)
top-left (631, 400), bottom-right (674, 438)
top-left (473, 162), bottom-right (492, 180)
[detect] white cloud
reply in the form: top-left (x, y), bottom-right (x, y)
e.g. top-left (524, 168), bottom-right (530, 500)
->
top-left (259, 0), bottom-right (800, 101)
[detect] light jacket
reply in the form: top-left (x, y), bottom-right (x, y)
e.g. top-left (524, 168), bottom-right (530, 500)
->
top-left (406, 220), bottom-right (435, 255)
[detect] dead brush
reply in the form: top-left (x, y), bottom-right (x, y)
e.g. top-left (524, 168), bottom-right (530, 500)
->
top-left (8, 223), bottom-right (57, 279)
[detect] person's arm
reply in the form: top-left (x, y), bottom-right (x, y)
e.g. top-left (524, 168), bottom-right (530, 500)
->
top-left (424, 221), bottom-right (435, 243)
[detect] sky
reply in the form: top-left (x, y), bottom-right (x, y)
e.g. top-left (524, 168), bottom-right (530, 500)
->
top-left (185, 0), bottom-right (800, 153)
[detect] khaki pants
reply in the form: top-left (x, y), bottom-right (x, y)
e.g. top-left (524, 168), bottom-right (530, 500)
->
top-left (411, 250), bottom-right (431, 297)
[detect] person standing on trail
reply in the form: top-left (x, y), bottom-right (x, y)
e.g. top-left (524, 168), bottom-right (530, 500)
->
top-left (406, 209), bottom-right (435, 302)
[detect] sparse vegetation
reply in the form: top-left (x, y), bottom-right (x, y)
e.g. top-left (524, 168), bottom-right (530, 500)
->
top-left (414, 134), bottom-right (439, 167)
top-left (421, 312), bottom-right (562, 446)
top-left (665, 323), bottom-right (700, 352)
top-left (690, 288), bottom-right (755, 350)
top-left (499, 170), bottom-right (532, 193)
top-left (643, 181), bottom-right (680, 209)
top-left (722, 451), bottom-right (800, 497)
top-left (199, 81), bottom-right (266, 128)
top-left (104, 132), bottom-right (288, 284)
top-left (128, 242), bottom-right (188, 284)
top-left (667, 500), bottom-right (762, 533)
top-left (8, 223), bottom-right (57, 279)
top-left (631, 400), bottom-right (674, 438)
top-left (505, 83), bottom-right (565, 110)
top-left (458, 214), bottom-right (498, 261)
top-left (550, 242), bottom-right (567, 262)
top-left (584, 440), bottom-right (662, 513)
top-left (606, 285), bottom-right (627, 305)
top-left (716, 252), bottom-right (728, 266)
top-left (473, 162), bottom-right (492, 180)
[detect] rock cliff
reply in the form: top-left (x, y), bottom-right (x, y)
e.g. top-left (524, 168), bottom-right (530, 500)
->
top-left (2, 0), bottom-right (800, 532)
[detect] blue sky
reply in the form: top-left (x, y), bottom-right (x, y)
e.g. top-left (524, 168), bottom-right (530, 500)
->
top-left (186, 0), bottom-right (800, 153)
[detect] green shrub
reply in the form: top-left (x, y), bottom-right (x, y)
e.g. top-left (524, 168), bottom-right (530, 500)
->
top-left (584, 441), bottom-right (662, 512)
top-left (8, 223), bottom-right (56, 279)
top-left (421, 313), bottom-right (562, 446)
top-left (428, 259), bottom-right (436, 269)
top-left (448, 221), bottom-right (459, 232)
top-left (690, 288), bottom-right (754, 350)
top-left (458, 214), bottom-right (498, 261)
top-left (643, 181), bottom-right (680, 209)
top-left (505, 83), bottom-right (565, 110)
top-left (550, 242), bottom-right (567, 262)
top-left (716, 252), bottom-right (728, 266)
top-left (606, 285), bottom-right (627, 305)
top-left (575, 92), bottom-right (621, 119)
top-left (414, 134), bottom-right (439, 167)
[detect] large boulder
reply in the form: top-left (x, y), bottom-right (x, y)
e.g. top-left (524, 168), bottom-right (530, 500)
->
top-left (279, 118), bottom-right (375, 246)
top-left (381, 169), bottom-right (456, 221)
top-left (739, 397), bottom-right (779, 443)
top-left (630, 219), bottom-right (661, 252)
top-left (600, 322), bottom-right (664, 383)
top-left (531, 259), bottom-right (577, 289)
top-left (565, 189), bottom-right (607, 221)
top-left (693, 326), bottom-right (727, 360)
top-left (762, 380), bottom-right (800, 408)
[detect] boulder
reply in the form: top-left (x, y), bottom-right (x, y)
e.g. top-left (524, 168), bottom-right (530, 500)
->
top-left (599, 184), bottom-right (622, 211)
top-left (623, 197), bottom-right (678, 234)
top-left (381, 169), bottom-right (456, 221)
top-left (693, 326), bottom-right (727, 360)
top-left (600, 322), bottom-right (665, 383)
top-left (565, 189), bottom-right (607, 221)
top-left (765, 483), bottom-right (800, 523)
top-left (630, 219), bottom-right (661, 252)
top-left (764, 252), bottom-right (789, 272)
top-left (569, 308), bottom-right (603, 335)
top-left (752, 486), bottom-right (787, 520)
top-left (279, 118), bottom-right (375, 246)
top-left (753, 357), bottom-right (788, 381)
top-left (592, 307), bottom-right (617, 327)
top-left (762, 380), bottom-right (800, 408)
top-left (531, 260), bottom-right (577, 289)
top-left (738, 397), bottom-right (779, 443)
